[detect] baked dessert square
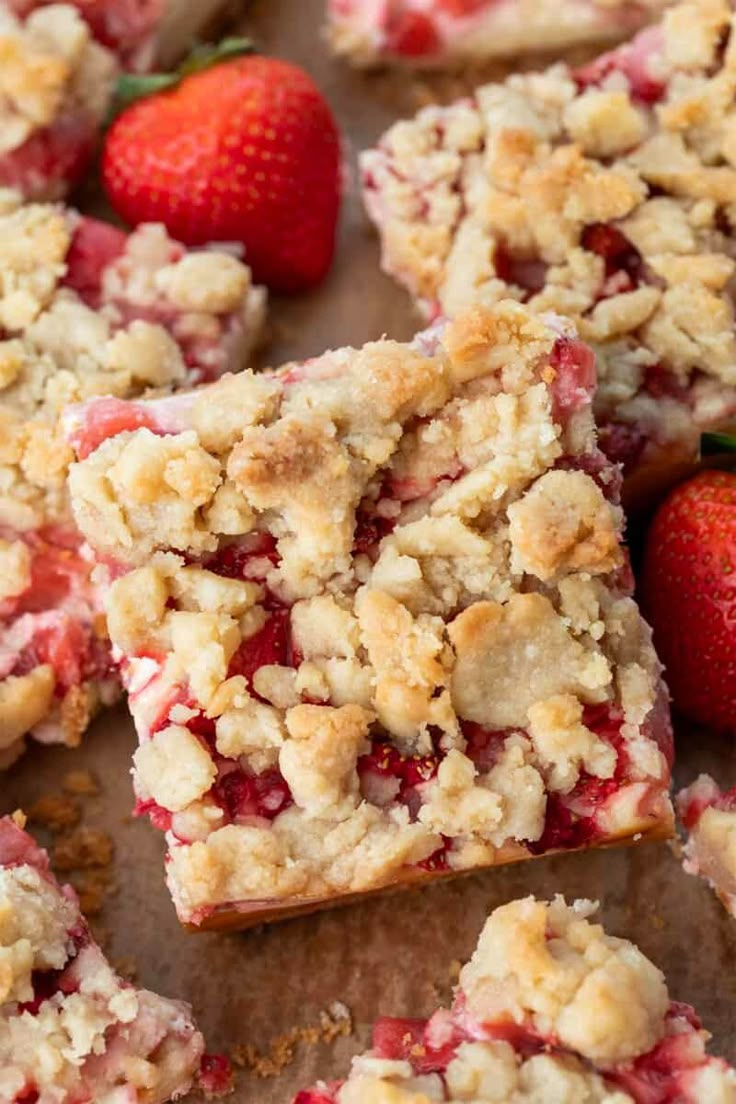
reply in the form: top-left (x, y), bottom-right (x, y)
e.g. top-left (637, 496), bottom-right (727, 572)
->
top-left (0, 193), bottom-right (266, 767)
top-left (0, 811), bottom-right (219, 1103)
top-left (677, 774), bottom-right (736, 920)
top-left (361, 0), bottom-right (736, 503)
top-left (328, 0), bottom-right (667, 67)
top-left (294, 895), bottom-right (736, 1103)
top-left (0, 3), bottom-right (117, 200)
top-left (7, 0), bottom-right (236, 70)
top-left (66, 300), bottom-right (674, 930)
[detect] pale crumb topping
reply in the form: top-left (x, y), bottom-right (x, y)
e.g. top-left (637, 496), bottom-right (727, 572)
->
top-left (678, 775), bottom-right (736, 918)
top-left (328, 0), bottom-right (667, 66)
top-left (303, 894), bottom-right (736, 1103)
top-left (460, 896), bottom-right (668, 1064)
top-left (0, 819), bottom-right (204, 1101)
top-left (361, 0), bottom-right (736, 462)
top-left (0, 4), bottom-right (116, 157)
top-left (0, 196), bottom-right (264, 532)
top-left (67, 301), bottom-right (671, 918)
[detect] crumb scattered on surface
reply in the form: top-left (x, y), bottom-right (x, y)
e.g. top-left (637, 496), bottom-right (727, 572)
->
top-left (52, 827), bottom-right (114, 871)
top-left (62, 769), bottom-right (100, 796)
top-left (27, 794), bottom-right (81, 832)
top-left (448, 958), bottom-right (462, 981)
top-left (112, 956), bottom-right (138, 982)
top-left (231, 1002), bottom-right (352, 1078)
top-left (70, 867), bottom-right (117, 916)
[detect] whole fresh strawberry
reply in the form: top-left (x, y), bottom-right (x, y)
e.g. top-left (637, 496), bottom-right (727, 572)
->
top-left (641, 462), bottom-right (736, 732)
top-left (103, 45), bottom-right (342, 293)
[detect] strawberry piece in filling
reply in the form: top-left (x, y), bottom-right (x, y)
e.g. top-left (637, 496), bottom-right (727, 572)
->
top-left (63, 217), bottom-right (128, 307)
top-left (385, 11), bottom-right (442, 56)
top-left (68, 397), bottom-right (165, 460)
top-left (0, 113), bottom-right (97, 200)
top-left (548, 335), bottom-right (597, 422)
top-left (575, 25), bottom-right (667, 104)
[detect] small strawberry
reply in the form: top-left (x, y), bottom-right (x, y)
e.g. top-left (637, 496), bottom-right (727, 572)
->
top-left (641, 454), bottom-right (736, 733)
top-left (102, 43), bottom-right (342, 293)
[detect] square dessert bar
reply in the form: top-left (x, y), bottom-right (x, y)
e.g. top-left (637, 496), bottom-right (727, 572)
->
top-left (0, 812), bottom-right (219, 1103)
top-left (67, 300), bottom-right (674, 930)
top-left (328, 0), bottom-right (666, 67)
top-left (361, 0), bottom-right (736, 503)
top-left (294, 896), bottom-right (736, 1104)
top-left (0, 194), bottom-right (266, 766)
top-left (7, 0), bottom-right (236, 71)
top-left (677, 775), bottom-right (736, 920)
top-left (0, 3), bottom-right (117, 201)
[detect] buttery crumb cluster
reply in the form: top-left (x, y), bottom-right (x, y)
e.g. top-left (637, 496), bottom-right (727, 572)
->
top-left (67, 301), bottom-right (673, 926)
top-left (0, 3), bottom-right (116, 199)
top-left (296, 897), bottom-right (736, 1103)
top-left (361, 0), bottom-right (736, 479)
top-left (677, 775), bottom-right (736, 920)
top-left (0, 814), bottom-right (205, 1103)
top-left (328, 0), bottom-right (666, 67)
top-left (0, 191), bottom-right (265, 763)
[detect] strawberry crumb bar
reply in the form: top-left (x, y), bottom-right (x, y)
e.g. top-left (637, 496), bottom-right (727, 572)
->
top-left (294, 896), bottom-right (736, 1104)
top-left (0, 812), bottom-right (229, 1103)
top-left (0, 194), bottom-right (266, 766)
top-left (328, 0), bottom-right (666, 68)
top-left (66, 300), bottom-right (673, 930)
top-left (7, 0), bottom-right (236, 71)
top-left (677, 775), bottom-right (736, 920)
top-left (361, 0), bottom-right (736, 501)
top-left (0, 3), bottom-right (117, 201)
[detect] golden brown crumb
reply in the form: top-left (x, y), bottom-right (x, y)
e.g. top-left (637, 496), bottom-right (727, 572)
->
top-left (27, 794), bottom-right (81, 832)
top-left (52, 827), bottom-right (113, 871)
top-left (69, 867), bottom-right (116, 915)
top-left (62, 769), bottom-right (100, 796)
top-left (231, 1003), bottom-right (352, 1078)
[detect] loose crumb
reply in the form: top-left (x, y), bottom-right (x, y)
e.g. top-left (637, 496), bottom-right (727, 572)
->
top-left (231, 1002), bottom-right (352, 1078)
top-left (70, 867), bottom-right (117, 915)
top-left (27, 795), bottom-right (81, 832)
top-left (62, 769), bottom-right (100, 796)
top-left (52, 827), bottom-right (114, 871)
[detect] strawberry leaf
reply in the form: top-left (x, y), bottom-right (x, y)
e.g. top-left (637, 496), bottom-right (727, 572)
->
top-left (701, 431), bottom-right (736, 456)
top-left (109, 37), bottom-right (256, 121)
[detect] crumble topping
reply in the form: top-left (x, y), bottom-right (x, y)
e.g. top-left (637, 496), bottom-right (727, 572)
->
top-left (66, 301), bottom-right (672, 923)
top-left (677, 775), bottom-right (736, 919)
top-left (296, 896), bottom-right (736, 1104)
top-left (0, 4), bottom-right (115, 158)
top-left (361, 0), bottom-right (736, 474)
top-left (0, 816), bottom-right (206, 1103)
top-left (327, 0), bottom-right (667, 67)
top-left (460, 896), bottom-right (668, 1064)
top-left (0, 193), bottom-right (266, 763)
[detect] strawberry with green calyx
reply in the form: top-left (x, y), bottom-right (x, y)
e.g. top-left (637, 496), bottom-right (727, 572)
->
top-left (103, 40), bottom-right (342, 293)
top-left (641, 432), bottom-right (736, 733)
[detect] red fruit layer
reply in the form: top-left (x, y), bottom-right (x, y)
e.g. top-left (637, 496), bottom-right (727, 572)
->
top-left (198, 1053), bottom-right (234, 1097)
top-left (0, 113), bottom-right (96, 199)
top-left (211, 765), bottom-right (293, 824)
top-left (68, 397), bottom-right (165, 460)
top-left (63, 217), bottom-right (128, 308)
top-left (582, 222), bottom-right (644, 288)
top-left (548, 335), bottom-right (597, 422)
top-left (575, 25), bottom-right (667, 104)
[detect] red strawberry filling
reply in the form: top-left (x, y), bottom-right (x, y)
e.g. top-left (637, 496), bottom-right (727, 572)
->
top-left (548, 335), bottom-right (597, 421)
top-left (385, 11), bottom-right (442, 56)
top-left (227, 609), bottom-right (294, 688)
top-left (358, 739), bottom-right (441, 817)
top-left (0, 113), bottom-right (96, 199)
top-left (493, 244), bottom-right (548, 297)
top-left (12, 0), bottom-right (163, 65)
top-left (63, 217), bottom-right (128, 307)
top-left (528, 705), bottom-right (629, 854)
top-left (69, 397), bottom-right (165, 460)
top-left (198, 1054), bottom-right (234, 1097)
top-left (575, 25), bottom-right (667, 105)
top-left (211, 765), bottom-right (293, 824)
top-left (582, 222), bottom-right (644, 292)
